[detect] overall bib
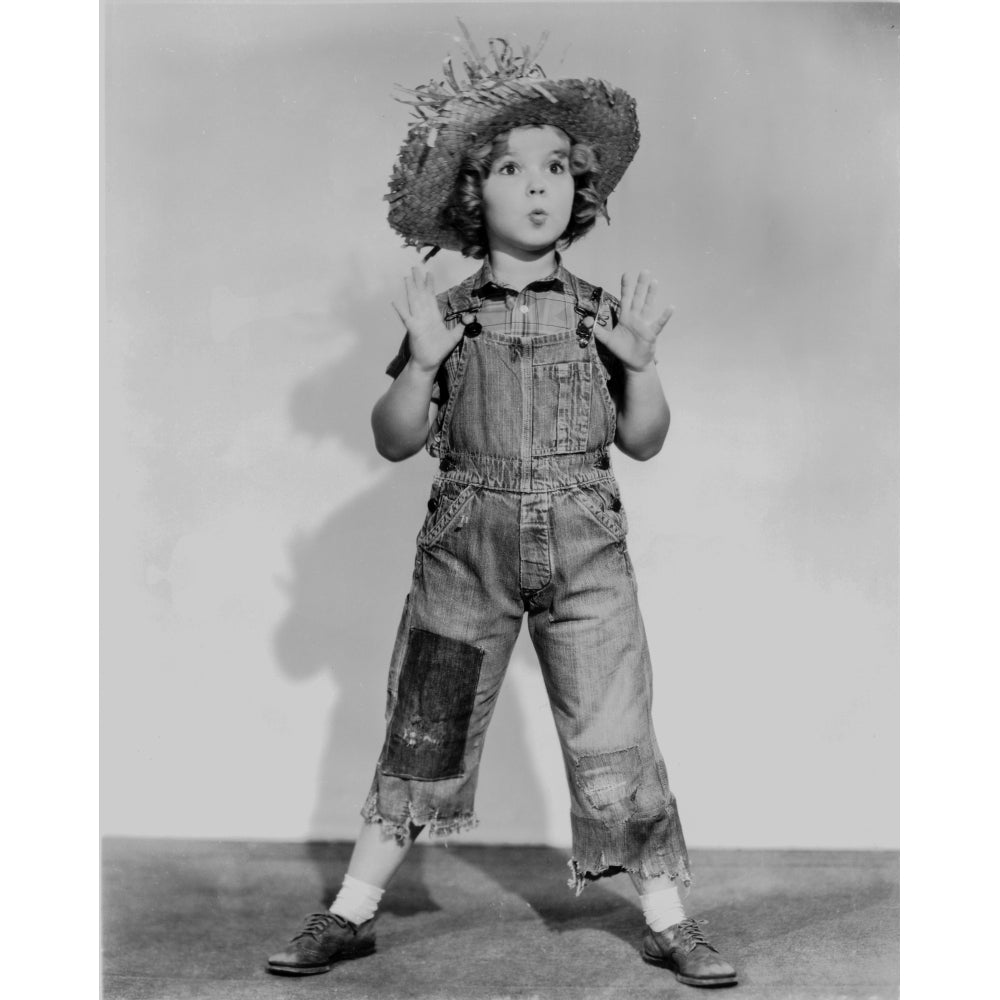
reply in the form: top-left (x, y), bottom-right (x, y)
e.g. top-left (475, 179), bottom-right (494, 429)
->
top-left (364, 260), bottom-right (691, 892)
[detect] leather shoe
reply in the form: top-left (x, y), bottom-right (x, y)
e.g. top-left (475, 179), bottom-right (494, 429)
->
top-left (642, 917), bottom-right (738, 988)
top-left (266, 911), bottom-right (376, 976)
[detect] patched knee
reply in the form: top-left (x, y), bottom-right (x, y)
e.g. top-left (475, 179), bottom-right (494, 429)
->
top-left (575, 746), bottom-right (642, 819)
top-left (381, 627), bottom-right (485, 781)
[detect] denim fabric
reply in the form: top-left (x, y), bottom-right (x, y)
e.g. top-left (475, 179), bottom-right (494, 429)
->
top-left (365, 258), bottom-right (691, 891)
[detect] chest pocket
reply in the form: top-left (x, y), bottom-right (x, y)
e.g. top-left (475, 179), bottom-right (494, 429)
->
top-left (531, 360), bottom-right (593, 456)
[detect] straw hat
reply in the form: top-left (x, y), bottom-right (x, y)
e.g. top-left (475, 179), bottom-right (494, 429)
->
top-left (385, 22), bottom-right (640, 255)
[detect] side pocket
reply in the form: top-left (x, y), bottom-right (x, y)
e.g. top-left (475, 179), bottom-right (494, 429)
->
top-left (569, 479), bottom-right (629, 542)
top-left (382, 627), bottom-right (485, 781)
top-left (417, 481), bottom-right (476, 550)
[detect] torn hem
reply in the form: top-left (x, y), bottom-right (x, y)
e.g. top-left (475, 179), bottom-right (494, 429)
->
top-left (566, 856), bottom-right (692, 896)
top-left (362, 794), bottom-right (479, 846)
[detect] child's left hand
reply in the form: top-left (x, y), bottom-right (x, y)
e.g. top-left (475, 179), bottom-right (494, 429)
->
top-left (593, 271), bottom-right (674, 373)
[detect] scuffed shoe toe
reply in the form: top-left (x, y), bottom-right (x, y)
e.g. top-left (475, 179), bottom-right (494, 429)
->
top-left (265, 911), bottom-right (376, 976)
top-left (642, 917), bottom-right (738, 988)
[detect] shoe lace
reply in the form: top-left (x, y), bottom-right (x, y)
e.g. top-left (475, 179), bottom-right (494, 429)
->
top-left (292, 912), bottom-right (342, 941)
top-left (674, 918), bottom-right (718, 954)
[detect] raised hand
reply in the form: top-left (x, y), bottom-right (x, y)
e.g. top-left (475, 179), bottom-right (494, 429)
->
top-left (391, 266), bottom-right (464, 374)
top-left (593, 270), bottom-right (674, 373)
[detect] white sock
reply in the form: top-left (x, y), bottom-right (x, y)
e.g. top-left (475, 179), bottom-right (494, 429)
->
top-left (329, 874), bottom-right (385, 925)
top-left (640, 883), bottom-right (687, 933)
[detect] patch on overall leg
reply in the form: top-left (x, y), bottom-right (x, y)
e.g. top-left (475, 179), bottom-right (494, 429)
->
top-left (576, 746), bottom-right (642, 818)
top-left (382, 628), bottom-right (485, 781)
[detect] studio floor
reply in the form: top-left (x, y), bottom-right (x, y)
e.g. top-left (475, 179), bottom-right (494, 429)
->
top-left (102, 838), bottom-right (898, 1000)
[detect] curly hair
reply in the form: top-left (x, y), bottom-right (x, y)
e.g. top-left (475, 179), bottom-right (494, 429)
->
top-left (440, 127), bottom-right (607, 260)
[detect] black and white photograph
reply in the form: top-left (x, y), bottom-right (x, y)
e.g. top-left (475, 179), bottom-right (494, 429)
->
top-left (97, 1), bottom-right (901, 997)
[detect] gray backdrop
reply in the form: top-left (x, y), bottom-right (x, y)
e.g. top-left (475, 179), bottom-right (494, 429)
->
top-left (102, 0), bottom-right (899, 849)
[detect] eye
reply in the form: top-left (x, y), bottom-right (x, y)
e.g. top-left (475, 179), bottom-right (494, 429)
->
top-left (548, 160), bottom-right (567, 174)
top-left (496, 161), bottom-right (518, 176)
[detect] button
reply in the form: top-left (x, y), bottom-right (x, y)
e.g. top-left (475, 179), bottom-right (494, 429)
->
top-left (610, 498), bottom-right (622, 512)
top-left (427, 498), bottom-right (439, 513)
top-left (595, 454), bottom-right (610, 470)
top-left (519, 304), bottom-right (530, 314)
top-left (439, 457), bottom-right (456, 472)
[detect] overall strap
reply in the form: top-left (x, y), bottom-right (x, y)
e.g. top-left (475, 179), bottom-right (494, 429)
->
top-left (567, 271), bottom-right (620, 356)
top-left (567, 271), bottom-right (618, 326)
top-left (427, 282), bottom-right (480, 457)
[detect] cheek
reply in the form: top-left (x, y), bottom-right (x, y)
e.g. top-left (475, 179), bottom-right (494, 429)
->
top-left (482, 187), bottom-right (513, 221)
top-left (557, 181), bottom-right (576, 217)
top-left (482, 202), bottom-right (508, 236)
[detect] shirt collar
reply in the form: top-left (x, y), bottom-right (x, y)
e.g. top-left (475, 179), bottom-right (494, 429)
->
top-left (471, 253), bottom-right (568, 297)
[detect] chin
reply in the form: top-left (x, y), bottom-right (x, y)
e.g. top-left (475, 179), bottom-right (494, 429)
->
top-left (522, 233), bottom-right (561, 253)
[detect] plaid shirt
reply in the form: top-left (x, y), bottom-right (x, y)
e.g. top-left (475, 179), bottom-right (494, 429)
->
top-left (385, 256), bottom-right (623, 411)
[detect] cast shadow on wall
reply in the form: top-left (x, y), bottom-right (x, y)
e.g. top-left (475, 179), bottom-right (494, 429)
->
top-left (271, 283), bottom-right (549, 914)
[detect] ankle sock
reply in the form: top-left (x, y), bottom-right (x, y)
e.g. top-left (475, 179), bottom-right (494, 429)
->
top-left (329, 874), bottom-right (385, 925)
top-left (640, 882), bottom-right (687, 933)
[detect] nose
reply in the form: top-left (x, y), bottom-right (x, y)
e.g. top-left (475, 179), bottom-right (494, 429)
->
top-left (526, 171), bottom-right (546, 195)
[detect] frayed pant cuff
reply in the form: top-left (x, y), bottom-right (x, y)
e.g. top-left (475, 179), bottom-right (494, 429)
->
top-left (361, 789), bottom-right (479, 846)
top-left (565, 805), bottom-right (692, 896)
top-left (565, 856), bottom-right (692, 896)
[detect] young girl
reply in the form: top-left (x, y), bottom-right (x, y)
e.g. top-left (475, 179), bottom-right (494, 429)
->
top-left (268, 27), bottom-right (737, 989)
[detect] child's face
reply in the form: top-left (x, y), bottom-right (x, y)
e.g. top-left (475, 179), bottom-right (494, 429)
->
top-left (481, 125), bottom-right (574, 258)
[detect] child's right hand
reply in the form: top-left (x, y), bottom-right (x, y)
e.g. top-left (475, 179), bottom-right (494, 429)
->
top-left (392, 266), bottom-right (464, 375)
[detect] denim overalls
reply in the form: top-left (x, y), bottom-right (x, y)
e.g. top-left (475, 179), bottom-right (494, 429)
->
top-left (363, 259), bottom-right (691, 892)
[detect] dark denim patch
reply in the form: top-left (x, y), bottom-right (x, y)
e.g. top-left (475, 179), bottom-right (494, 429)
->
top-left (382, 627), bottom-right (485, 781)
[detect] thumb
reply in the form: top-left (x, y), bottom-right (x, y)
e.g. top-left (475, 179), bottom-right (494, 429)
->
top-left (590, 318), bottom-right (613, 348)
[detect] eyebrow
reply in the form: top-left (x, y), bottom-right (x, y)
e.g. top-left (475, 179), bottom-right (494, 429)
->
top-left (494, 147), bottom-right (569, 165)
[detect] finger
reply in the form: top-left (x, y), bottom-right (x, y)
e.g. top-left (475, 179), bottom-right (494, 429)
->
top-left (651, 304), bottom-right (675, 335)
top-left (620, 272), bottom-right (636, 313)
top-left (423, 269), bottom-right (435, 295)
top-left (410, 266), bottom-right (427, 305)
top-left (403, 273), bottom-right (417, 314)
top-left (391, 299), bottom-right (410, 327)
top-left (638, 277), bottom-right (659, 317)
top-left (632, 270), bottom-right (652, 313)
